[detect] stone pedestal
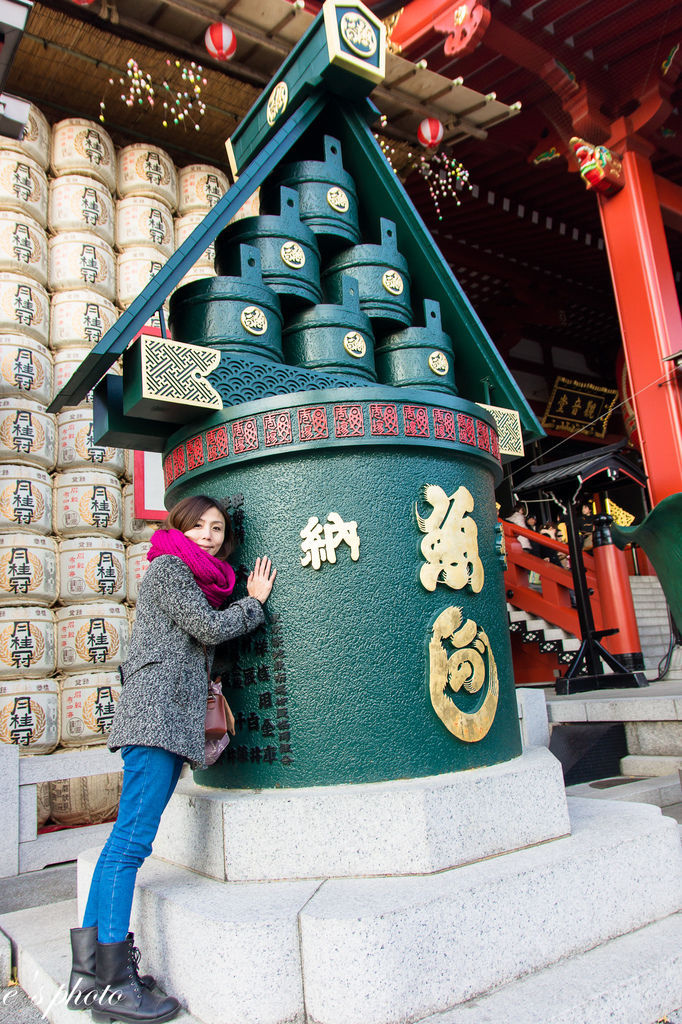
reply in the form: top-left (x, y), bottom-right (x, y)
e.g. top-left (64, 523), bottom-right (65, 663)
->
top-left (72, 747), bottom-right (682, 1024)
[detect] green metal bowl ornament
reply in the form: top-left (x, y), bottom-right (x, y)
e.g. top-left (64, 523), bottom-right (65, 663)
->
top-left (214, 187), bottom-right (322, 311)
top-left (322, 217), bottom-right (412, 328)
top-left (261, 134), bottom-right (361, 253)
top-left (375, 298), bottom-right (458, 395)
top-left (168, 245), bottom-right (284, 363)
top-left (283, 273), bottom-right (376, 380)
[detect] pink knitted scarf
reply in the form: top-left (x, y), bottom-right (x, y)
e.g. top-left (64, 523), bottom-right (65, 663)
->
top-left (147, 528), bottom-right (235, 608)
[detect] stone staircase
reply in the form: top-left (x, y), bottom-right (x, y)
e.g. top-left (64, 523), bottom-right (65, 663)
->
top-left (507, 603), bottom-right (580, 668)
top-left (630, 575), bottom-right (675, 676)
top-left (508, 574), bottom-right (676, 681)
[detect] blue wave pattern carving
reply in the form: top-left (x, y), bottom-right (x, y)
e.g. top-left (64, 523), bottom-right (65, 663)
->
top-left (208, 355), bottom-right (370, 405)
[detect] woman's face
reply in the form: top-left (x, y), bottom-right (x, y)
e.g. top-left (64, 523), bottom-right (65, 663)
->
top-left (184, 505), bottom-right (226, 556)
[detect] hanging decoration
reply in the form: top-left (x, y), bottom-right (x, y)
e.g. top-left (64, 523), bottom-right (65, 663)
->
top-left (70, 0), bottom-right (97, 5)
top-left (374, 115), bottom-right (472, 221)
top-left (417, 117), bottom-right (444, 149)
top-left (418, 151), bottom-right (471, 221)
top-left (204, 22), bottom-right (237, 61)
top-left (98, 57), bottom-right (208, 132)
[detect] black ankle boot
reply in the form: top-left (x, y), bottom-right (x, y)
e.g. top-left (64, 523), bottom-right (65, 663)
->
top-left (92, 940), bottom-right (180, 1024)
top-left (67, 928), bottom-right (157, 1011)
top-left (67, 925), bottom-right (99, 1010)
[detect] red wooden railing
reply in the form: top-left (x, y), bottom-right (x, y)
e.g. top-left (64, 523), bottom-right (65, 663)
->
top-left (501, 520), bottom-right (604, 637)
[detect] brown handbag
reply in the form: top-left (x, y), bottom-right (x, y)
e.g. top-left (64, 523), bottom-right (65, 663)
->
top-left (205, 680), bottom-right (228, 738)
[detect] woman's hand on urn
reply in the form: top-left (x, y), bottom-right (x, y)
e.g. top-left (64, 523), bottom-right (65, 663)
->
top-left (247, 556), bottom-right (277, 603)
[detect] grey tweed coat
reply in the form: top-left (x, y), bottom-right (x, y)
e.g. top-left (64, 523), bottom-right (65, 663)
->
top-left (108, 554), bottom-right (264, 768)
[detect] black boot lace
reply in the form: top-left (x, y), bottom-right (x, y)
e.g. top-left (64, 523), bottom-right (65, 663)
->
top-left (130, 943), bottom-right (142, 979)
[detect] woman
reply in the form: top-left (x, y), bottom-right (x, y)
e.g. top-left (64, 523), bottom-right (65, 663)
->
top-left (67, 495), bottom-right (276, 1024)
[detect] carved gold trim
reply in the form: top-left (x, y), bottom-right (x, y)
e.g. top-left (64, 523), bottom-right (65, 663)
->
top-left (241, 306), bottom-right (268, 336)
top-left (323, 0), bottom-right (386, 85)
top-left (343, 331), bottom-right (366, 357)
top-left (382, 269), bottom-right (403, 295)
top-left (428, 351), bottom-right (449, 376)
top-left (266, 82), bottom-right (289, 127)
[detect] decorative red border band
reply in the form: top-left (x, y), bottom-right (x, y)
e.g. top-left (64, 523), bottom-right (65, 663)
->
top-left (164, 400), bottom-right (500, 486)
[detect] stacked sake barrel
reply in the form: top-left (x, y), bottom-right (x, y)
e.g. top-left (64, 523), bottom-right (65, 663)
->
top-left (0, 106), bottom-right (60, 759)
top-left (49, 117), bottom-right (128, 760)
top-left (0, 108), bottom-right (232, 777)
top-left (174, 163), bottom-right (229, 292)
top-left (117, 143), bottom-right (176, 332)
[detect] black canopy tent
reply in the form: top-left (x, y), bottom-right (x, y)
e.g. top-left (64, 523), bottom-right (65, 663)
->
top-left (514, 442), bottom-right (648, 694)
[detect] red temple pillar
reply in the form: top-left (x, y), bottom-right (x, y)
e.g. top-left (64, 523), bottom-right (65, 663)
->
top-left (597, 149), bottom-right (682, 505)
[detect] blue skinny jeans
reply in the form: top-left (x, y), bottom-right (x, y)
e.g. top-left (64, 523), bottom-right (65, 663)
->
top-left (82, 745), bottom-right (184, 944)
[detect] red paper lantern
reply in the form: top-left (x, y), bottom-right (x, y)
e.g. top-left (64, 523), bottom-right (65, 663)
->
top-left (71, 0), bottom-right (97, 6)
top-left (418, 117), bottom-right (444, 149)
top-left (204, 22), bottom-right (237, 61)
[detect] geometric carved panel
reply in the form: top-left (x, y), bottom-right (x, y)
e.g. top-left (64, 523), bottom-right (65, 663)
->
top-left (477, 403), bottom-right (524, 458)
top-left (141, 335), bottom-right (222, 409)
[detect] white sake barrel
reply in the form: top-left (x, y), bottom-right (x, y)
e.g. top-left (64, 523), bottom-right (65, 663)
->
top-left (37, 780), bottom-right (50, 826)
top-left (50, 290), bottom-right (117, 350)
top-left (175, 213), bottom-right (215, 268)
top-left (126, 542), bottom-right (150, 604)
top-left (48, 175), bottom-right (114, 245)
top-left (60, 670), bottom-right (121, 746)
top-left (117, 247), bottom-right (167, 308)
top-left (0, 606), bottom-right (55, 679)
top-left (0, 275), bottom-right (50, 347)
top-left (116, 196), bottom-right (173, 255)
top-left (0, 212), bottom-right (48, 284)
top-left (49, 765), bottom-right (122, 824)
top-left (53, 470), bottom-right (122, 538)
top-left (59, 537), bottom-right (125, 604)
top-left (177, 163), bottom-right (228, 214)
top-left (123, 448), bottom-right (134, 481)
top-left (53, 345), bottom-right (93, 409)
top-left (51, 119), bottom-right (116, 191)
top-left (117, 144), bottom-right (177, 211)
top-left (56, 601), bottom-right (128, 673)
top-left (0, 398), bottom-right (56, 470)
top-left (0, 336), bottom-right (52, 406)
top-left (0, 677), bottom-right (59, 753)
top-left (0, 464), bottom-right (52, 534)
top-left (56, 408), bottom-right (124, 475)
top-left (48, 232), bottom-right (116, 300)
top-left (0, 152), bottom-right (48, 226)
top-left (231, 188), bottom-right (260, 223)
top-left (0, 533), bottom-right (57, 606)
top-left (53, 347), bottom-right (121, 411)
top-left (174, 265), bottom-right (215, 296)
top-left (122, 483), bottom-right (160, 543)
top-left (0, 105), bottom-right (51, 170)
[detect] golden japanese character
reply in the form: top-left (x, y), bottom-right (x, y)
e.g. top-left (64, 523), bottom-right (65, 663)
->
top-left (415, 484), bottom-right (484, 593)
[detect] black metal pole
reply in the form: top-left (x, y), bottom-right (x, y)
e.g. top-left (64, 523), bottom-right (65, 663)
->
top-left (564, 500), bottom-right (601, 676)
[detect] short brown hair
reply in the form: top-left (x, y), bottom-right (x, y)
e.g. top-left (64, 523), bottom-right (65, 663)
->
top-left (165, 495), bottom-right (234, 560)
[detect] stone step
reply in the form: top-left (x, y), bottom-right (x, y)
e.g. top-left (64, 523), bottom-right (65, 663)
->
top-left (547, 690), bottom-right (682, 725)
top-left (413, 911), bottom-right (682, 1024)
top-left (297, 800), bottom-right (681, 1024)
top-left (3, 800), bottom-right (681, 1024)
top-left (543, 628), bottom-right (572, 641)
top-left (0, 901), bottom-right (203, 1024)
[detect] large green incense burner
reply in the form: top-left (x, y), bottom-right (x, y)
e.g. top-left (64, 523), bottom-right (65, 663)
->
top-left (58, 0), bottom-right (542, 794)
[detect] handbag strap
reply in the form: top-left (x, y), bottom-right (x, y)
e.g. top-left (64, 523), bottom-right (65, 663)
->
top-left (202, 644), bottom-right (211, 692)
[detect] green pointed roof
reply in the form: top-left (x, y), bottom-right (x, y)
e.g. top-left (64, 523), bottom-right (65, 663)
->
top-left (48, 0), bottom-right (541, 444)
